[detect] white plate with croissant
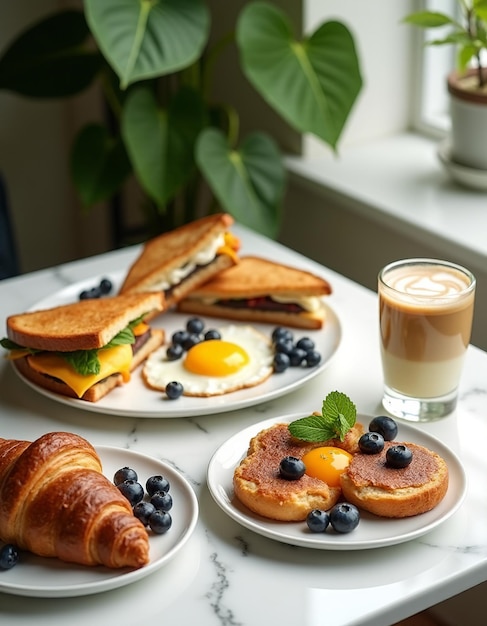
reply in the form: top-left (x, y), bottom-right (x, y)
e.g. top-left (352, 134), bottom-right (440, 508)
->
top-left (0, 444), bottom-right (198, 598)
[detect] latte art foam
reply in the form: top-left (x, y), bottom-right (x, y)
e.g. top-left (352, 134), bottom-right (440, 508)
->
top-left (387, 267), bottom-right (471, 305)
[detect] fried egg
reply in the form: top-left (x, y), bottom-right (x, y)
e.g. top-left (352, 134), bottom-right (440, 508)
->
top-left (143, 325), bottom-right (274, 397)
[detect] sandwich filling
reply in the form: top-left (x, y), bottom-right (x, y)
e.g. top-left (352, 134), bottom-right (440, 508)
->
top-left (145, 232), bottom-right (239, 295)
top-left (2, 321), bottom-right (151, 398)
top-left (191, 294), bottom-right (323, 314)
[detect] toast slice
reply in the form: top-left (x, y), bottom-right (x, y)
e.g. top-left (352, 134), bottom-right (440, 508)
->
top-left (2, 292), bottom-right (165, 402)
top-left (177, 256), bottom-right (332, 329)
top-left (119, 213), bottom-right (239, 308)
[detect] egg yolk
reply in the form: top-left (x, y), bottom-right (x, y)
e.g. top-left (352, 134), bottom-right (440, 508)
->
top-left (301, 447), bottom-right (352, 487)
top-left (183, 340), bottom-right (249, 376)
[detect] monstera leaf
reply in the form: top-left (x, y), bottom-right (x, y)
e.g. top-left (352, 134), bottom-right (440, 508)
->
top-left (71, 124), bottom-right (132, 208)
top-left (0, 10), bottom-right (102, 97)
top-left (85, 0), bottom-right (210, 88)
top-left (196, 128), bottom-right (285, 238)
top-left (237, 3), bottom-right (362, 150)
top-left (122, 86), bottom-right (207, 207)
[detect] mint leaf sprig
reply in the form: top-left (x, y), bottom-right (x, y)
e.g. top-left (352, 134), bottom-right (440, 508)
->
top-left (288, 391), bottom-right (357, 442)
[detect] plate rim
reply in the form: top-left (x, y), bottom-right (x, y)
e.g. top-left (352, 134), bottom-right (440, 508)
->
top-left (14, 271), bottom-right (342, 418)
top-left (0, 445), bottom-right (199, 598)
top-left (206, 413), bottom-right (467, 551)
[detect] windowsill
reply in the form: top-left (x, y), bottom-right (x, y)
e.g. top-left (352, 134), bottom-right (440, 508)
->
top-left (285, 132), bottom-right (487, 272)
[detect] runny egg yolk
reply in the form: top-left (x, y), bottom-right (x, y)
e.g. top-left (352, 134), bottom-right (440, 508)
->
top-left (301, 447), bottom-right (353, 487)
top-left (183, 339), bottom-right (250, 377)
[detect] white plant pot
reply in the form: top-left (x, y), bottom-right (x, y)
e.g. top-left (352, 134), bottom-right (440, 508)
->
top-left (448, 69), bottom-right (487, 171)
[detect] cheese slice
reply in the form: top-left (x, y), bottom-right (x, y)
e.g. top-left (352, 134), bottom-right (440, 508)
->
top-left (27, 344), bottom-right (133, 398)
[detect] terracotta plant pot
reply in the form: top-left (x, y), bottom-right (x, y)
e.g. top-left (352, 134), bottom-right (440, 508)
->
top-left (447, 68), bottom-right (487, 171)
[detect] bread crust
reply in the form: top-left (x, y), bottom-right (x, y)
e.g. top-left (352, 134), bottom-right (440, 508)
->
top-left (184, 256), bottom-right (332, 298)
top-left (119, 213), bottom-right (237, 303)
top-left (7, 292), bottom-right (165, 352)
top-left (340, 441), bottom-right (449, 518)
top-left (233, 422), bottom-right (364, 522)
top-left (13, 328), bottom-right (165, 402)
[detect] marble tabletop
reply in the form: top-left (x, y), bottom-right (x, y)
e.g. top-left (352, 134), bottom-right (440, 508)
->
top-left (1, 224), bottom-right (486, 626)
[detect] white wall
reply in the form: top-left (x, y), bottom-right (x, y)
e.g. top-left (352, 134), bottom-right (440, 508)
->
top-left (303, 0), bottom-right (415, 155)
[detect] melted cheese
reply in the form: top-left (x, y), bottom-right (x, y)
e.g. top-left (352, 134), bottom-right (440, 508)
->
top-left (27, 344), bottom-right (133, 398)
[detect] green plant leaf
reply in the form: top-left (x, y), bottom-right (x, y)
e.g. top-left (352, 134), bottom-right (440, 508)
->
top-left (236, 3), bottom-right (362, 150)
top-left (85, 0), bottom-right (210, 89)
top-left (122, 85), bottom-right (207, 208)
top-left (71, 124), bottom-right (132, 208)
top-left (196, 128), bottom-right (285, 238)
top-left (402, 11), bottom-right (455, 28)
top-left (0, 10), bottom-right (102, 97)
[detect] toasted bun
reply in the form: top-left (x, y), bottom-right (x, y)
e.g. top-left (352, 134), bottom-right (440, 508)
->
top-left (233, 422), bottom-right (364, 522)
top-left (340, 441), bottom-right (449, 518)
top-left (7, 292), bottom-right (165, 352)
top-left (13, 328), bottom-right (165, 402)
top-left (119, 213), bottom-right (237, 304)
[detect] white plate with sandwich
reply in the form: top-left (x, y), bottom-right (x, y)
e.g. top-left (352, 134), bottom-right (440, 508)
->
top-left (207, 414), bottom-right (467, 550)
top-left (3, 215), bottom-right (341, 418)
top-left (9, 269), bottom-right (341, 418)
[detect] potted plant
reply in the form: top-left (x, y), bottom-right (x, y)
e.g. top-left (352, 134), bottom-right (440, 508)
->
top-left (404, 0), bottom-right (487, 173)
top-left (0, 1), bottom-right (362, 243)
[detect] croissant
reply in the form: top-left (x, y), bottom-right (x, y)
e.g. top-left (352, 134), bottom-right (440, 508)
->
top-left (0, 431), bottom-right (150, 569)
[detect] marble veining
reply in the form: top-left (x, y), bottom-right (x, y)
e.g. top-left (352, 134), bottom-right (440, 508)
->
top-left (0, 224), bottom-right (486, 626)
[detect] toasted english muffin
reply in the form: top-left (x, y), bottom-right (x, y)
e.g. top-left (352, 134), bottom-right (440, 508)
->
top-left (233, 421), bottom-right (364, 522)
top-left (340, 441), bottom-right (449, 518)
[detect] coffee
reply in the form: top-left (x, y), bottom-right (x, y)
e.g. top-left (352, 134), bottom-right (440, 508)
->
top-left (379, 262), bottom-right (475, 399)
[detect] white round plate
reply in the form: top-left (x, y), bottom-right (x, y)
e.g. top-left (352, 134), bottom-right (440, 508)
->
top-left (207, 414), bottom-right (467, 550)
top-left (14, 272), bottom-right (341, 418)
top-left (437, 139), bottom-right (487, 191)
top-left (0, 446), bottom-right (198, 598)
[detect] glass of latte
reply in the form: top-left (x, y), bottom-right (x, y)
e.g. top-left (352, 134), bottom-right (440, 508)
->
top-left (378, 258), bottom-right (476, 421)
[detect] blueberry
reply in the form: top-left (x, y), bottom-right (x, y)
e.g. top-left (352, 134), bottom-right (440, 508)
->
top-left (113, 466), bottom-right (138, 485)
top-left (79, 286), bottom-right (100, 300)
top-left (204, 329), bottom-right (221, 341)
top-left (172, 330), bottom-right (189, 346)
top-left (273, 352), bottom-right (290, 373)
top-left (306, 509), bottom-right (330, 533)
top-left (166, 344), bottom-right (184, 361)
top-left (116, 479), bottom-right (144, 506)
top-left (274, 338), bottom-right (294, 355)
top-left (182, 333), bottom-right (203, 351)
top-left (150, 491), bottom-right (173, 512)
top-left (329, 502), bottom-right (360, 533)
top-left (146, 475), bottom-right (170, 496)
top-left (99, 278), bottom-right (113, 295)
top-left (289, 347), bottom-right (307, 367)
top-left (303, 350), bottom-right (321, 367)
top-left (165, 381), bottom-right (183, 399)
top-left (0, 544), bottom-right (19, 569)
top-left (133, 501), bottom-right (156, 526)
top-left (149, 510), bottom-right (172, 534)
top-left (186, 317), bottom-right (205, 334)
top-left (272, 327), bottom-right (293, 344)
top-left (386, 444), bottom-right (413, 468)
top-left (279, 456), bottom-right (306, 480)
top-left (358, 432), bottom-right (385, 454)
top-left (296, 337), bottom-right (315, 352)
top-left (369, 415), bottom-right (398, 441)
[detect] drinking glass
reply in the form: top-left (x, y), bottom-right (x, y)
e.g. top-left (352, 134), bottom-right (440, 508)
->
top-left (378, 258), bottom-right (476, 421)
